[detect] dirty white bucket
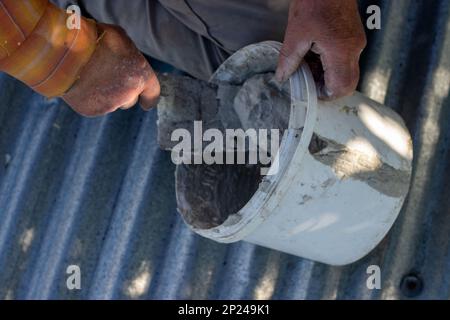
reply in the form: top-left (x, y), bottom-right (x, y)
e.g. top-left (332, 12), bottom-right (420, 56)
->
top-left (188, 42), bottom-right (413, 266)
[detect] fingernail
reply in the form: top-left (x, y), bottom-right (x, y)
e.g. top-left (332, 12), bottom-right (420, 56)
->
top-left (268, 77), bottom-right (283, 91)
top-left (275, 69), bottom-right (286, 83)
top-left (322, 87), bottom-right (334, 99)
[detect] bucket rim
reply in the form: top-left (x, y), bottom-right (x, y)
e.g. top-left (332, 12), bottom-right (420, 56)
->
top-left (191, 41), bottom-right (318, 242)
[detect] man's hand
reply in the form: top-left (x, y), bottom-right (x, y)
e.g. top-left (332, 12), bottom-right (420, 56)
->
top-left (63, 23), bottom-right (160, 117)
top-left (276, 0), bottom-right (366, 100)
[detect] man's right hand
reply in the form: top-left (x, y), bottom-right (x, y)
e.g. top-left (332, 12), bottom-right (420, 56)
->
top-left (63, 23), bottom-right (160, 117)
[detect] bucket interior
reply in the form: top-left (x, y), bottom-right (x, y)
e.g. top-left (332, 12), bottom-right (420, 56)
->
top-left (177, 67), bottom-right (313, 233)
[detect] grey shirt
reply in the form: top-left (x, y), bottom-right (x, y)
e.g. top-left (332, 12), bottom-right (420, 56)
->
top-left (51, 0), bottom-right (291, 80)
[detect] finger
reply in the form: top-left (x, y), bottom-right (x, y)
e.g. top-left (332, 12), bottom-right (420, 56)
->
top-left (276, 30), bottom-right (311, 83)
top-left (139, 72), bottom-right (161, 110)
top-left (119, 96), bottom-right (139, 110)
top-left (320, 48), bottom-right (360, 100)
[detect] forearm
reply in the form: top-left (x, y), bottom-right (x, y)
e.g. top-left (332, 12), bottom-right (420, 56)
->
top-left (0, 0), bottom-right (98, 97)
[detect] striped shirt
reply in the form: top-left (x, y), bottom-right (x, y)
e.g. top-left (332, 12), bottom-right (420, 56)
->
top-left (0, 0), bottom-right (98, 97)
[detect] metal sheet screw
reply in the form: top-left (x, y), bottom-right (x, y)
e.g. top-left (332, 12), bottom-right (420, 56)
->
top-left (400, 273), bottom-right (423, 298)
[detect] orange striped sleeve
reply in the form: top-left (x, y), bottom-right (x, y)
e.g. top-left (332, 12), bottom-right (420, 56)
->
top-left (0, 0), bottom-right (98, 97)
top-left (0, 0), bottom-right (48, 59)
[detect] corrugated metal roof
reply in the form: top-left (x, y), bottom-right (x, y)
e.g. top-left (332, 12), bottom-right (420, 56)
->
top-left (0, 0), bottom-right (449, 300)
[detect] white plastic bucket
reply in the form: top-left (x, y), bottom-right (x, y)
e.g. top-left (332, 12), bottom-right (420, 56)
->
top-left (186, 42), bottom-right (413, 266)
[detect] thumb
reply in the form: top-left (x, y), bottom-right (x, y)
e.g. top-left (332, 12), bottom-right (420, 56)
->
top-left (320, 49), bottom-right (360, 100)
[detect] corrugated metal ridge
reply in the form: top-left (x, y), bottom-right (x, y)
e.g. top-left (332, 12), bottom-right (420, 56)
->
top-left (0, 0), bottom-right (449, 300)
